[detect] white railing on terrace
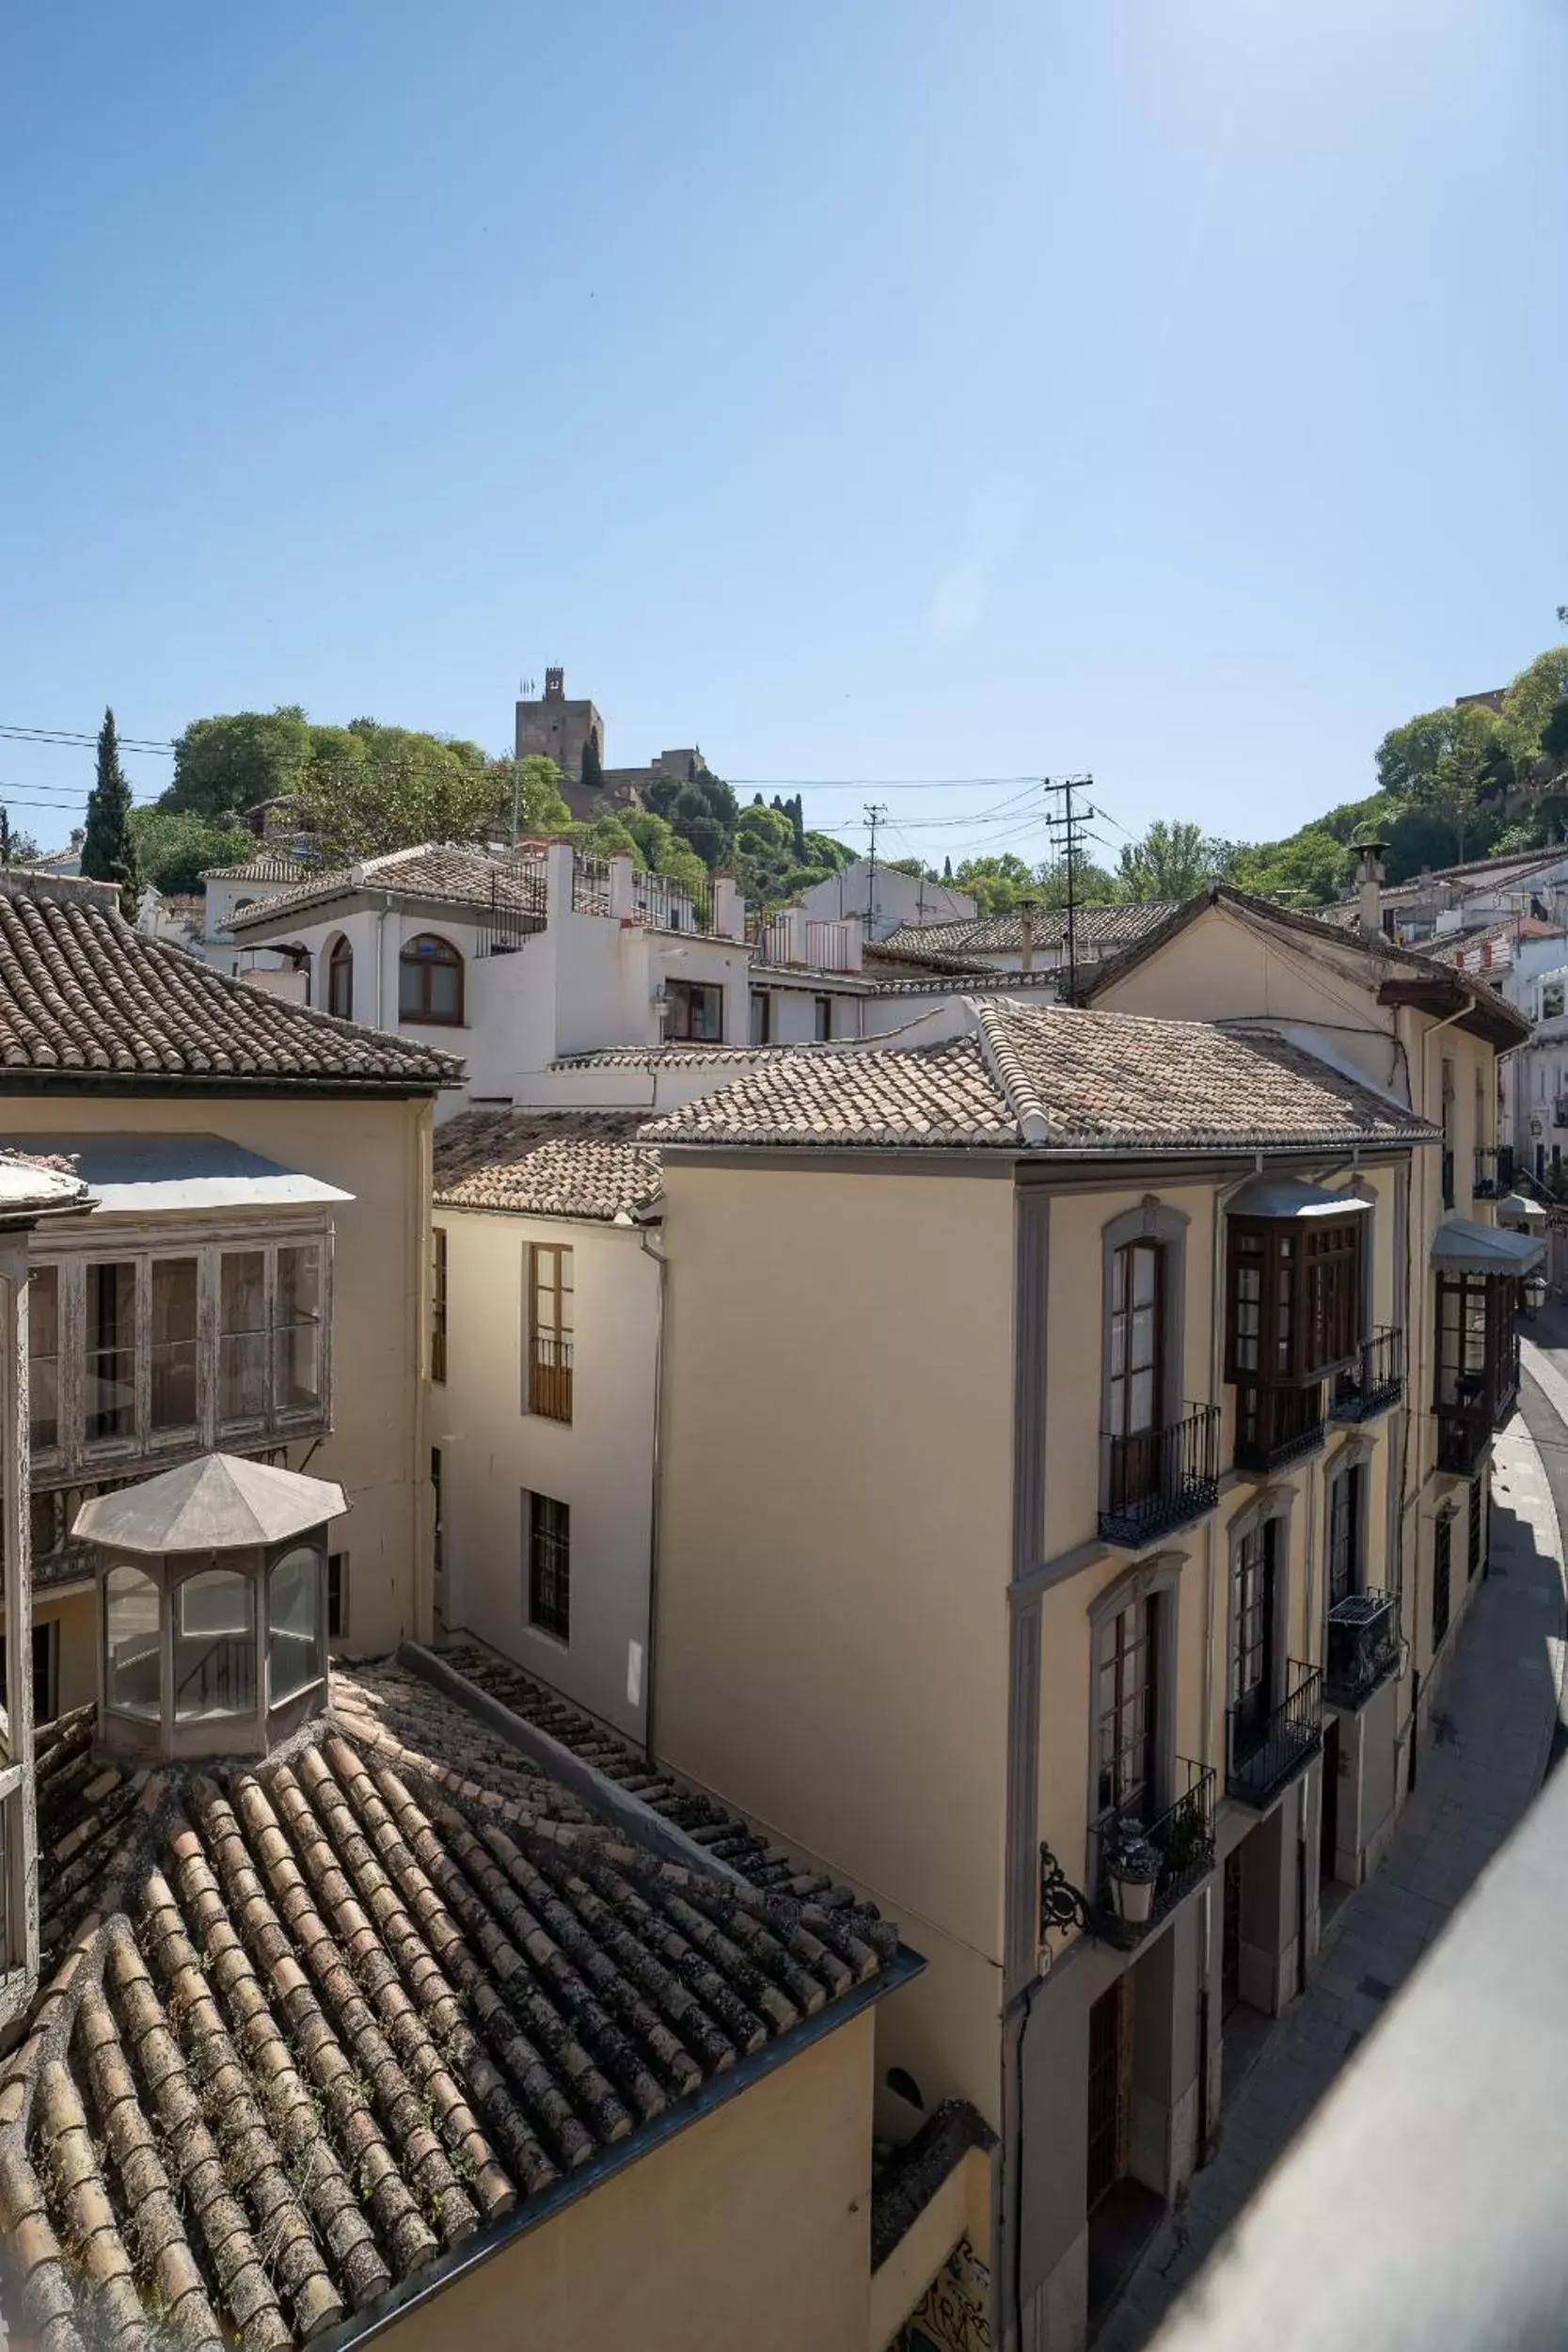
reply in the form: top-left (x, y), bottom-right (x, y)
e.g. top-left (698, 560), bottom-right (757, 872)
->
top-left (749, 912), bottom-right (859, 972)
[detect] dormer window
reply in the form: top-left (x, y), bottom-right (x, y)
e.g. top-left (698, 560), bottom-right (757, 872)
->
top-left (77, 1454), bottom-right (347, 1763)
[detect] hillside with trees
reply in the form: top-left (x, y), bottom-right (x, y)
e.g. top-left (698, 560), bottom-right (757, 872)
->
top-left (124, 644), bottom-right (1568, 914)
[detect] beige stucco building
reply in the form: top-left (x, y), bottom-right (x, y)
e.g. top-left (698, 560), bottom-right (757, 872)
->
top-left (641, 958), bottom-right (1528, 2352)
top-left (0, 869), bottom-right (458, 1730)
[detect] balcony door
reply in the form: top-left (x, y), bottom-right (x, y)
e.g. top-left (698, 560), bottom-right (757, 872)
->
top-left (1108, 1239), bottom-right (1164, 1509)
top-left (1095, 1595), bottom-right (1160, 1825)
top-left (1230, 1519), bottom-right (1278, 1751)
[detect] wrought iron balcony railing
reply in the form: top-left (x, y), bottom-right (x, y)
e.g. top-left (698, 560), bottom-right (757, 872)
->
top-left (1332, 1327), bottom-right (1404, 1422)
top-left (528, 1335), bottom-right (574, 1422)
top-left (1088, 1760), bottom-right (1216, 1948)
top-left (1234, 1382), bottom-right (1328, 1474)
top-left (1227, 1661), bottom-right (1323, 1806)
top-left (1099, 1404), bottom-right (1221, 1549)
top-left (1473, 1148), bottom-right (1499, 1200)
top-left (1324, 1588), bottom-right (1401, 1710)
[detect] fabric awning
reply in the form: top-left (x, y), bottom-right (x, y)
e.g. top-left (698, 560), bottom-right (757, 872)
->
top-left (1227, 1174), bottom-right (1373, 1220)
top-left (1431, 1216), bottom-right (1545, 1277)
top-left (1497, 1192), bottom-right (1549, 1229)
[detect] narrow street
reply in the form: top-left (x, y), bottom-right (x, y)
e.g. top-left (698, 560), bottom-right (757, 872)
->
top-left (1097, 1359), bottom-right (1568, 2351)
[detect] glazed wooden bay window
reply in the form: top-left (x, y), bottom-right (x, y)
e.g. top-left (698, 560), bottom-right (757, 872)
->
top-left (528, 1243), bottom-right (573, 1422)
top-left (29, 1234), bottom-right (332, 1486)
top-left (1227, 1210), bottom-right (1364, 1472)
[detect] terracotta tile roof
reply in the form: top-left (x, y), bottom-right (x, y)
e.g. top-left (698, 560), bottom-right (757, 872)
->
top-left (879, 904), bottom-right (1178, 960)
top-left (864, 970), bottom-right (1060, 998)
top-left (0, 881), bottom-right (462, 1093)
top-left (228, 844), bottom-right (547, 934)
top-left (641, 998), bottom-right (1440, 1154)
top-left (200, 853), bottom-right (310, 885)
top-left (551, 1043), bottom-right (781, 1071)
top-left (7, 1662), bottom-right (898, 2352)
top-left (433, 1111), bottom-right (662, 1220)
top-left (1081, 883), bottom-right (1533, 1045)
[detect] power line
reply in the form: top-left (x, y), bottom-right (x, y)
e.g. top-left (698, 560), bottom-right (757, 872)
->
top-left (733, 774), bottom-right (1044, 791)
top-left (0, 723), bottom-right (173, 755)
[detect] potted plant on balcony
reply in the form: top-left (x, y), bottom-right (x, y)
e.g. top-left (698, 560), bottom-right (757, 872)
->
top-left (1106, 1833), bottom-right (1163, 1928)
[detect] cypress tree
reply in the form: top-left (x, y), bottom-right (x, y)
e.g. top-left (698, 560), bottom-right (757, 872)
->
top-left (580, 732), bottom-right (603, 791)
top-left (81, 706), bottom-right (142, 916)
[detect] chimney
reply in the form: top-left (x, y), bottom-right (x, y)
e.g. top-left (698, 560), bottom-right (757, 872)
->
top-left (1354, 836), bottom-right (1388, 936)
top-left (1018, 897), bottom-right (1037, 975)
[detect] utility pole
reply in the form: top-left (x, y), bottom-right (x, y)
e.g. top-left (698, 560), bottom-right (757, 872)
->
top-left (1043, 775), bottom-right (1097, 1001)
top-left (864, 801), bottom-right (889, 940)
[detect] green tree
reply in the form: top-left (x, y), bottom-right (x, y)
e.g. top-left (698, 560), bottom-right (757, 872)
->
top-left (1228, 827), bottom-right (1352, 904)
top-left (953, 852), bottom-right (1037, 913)
top-left (130, 809), bottom-right (254, 895)
top-left (299, 748), bottom-right (568, 861)
top-left (81, 707), bottom-right (141, 914)
top-left (165, 707), bottom-right (314, 819)
top-left (1499, 646), bottom-right (1568, 779)
top-left (1032, 855), bottom-right (1121, 906)
top-left (580, 733), bottom-right (603, 791)
top-left (1116, 819), bottom-right (1227, 902)
top-left (0, 812), bottom-right (40, 866)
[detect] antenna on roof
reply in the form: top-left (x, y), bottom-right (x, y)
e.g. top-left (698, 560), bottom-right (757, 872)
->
top-left (519, 675), bottom-right (536, 699)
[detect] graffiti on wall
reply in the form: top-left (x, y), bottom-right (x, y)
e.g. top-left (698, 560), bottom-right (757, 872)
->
top-left (896, 2235), bottom-right (993, 2352)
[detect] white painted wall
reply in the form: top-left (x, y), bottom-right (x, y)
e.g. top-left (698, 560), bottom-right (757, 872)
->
top-left (800, 859), bottom-right (975, 938)
top-left (431, 1206), bottom-right (660, 1740)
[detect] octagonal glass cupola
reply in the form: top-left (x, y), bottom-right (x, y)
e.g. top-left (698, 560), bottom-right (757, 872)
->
top-left (72, 1453), bottom-right (348, 1762)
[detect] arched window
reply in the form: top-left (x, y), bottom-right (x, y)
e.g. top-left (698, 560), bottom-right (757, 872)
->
top-left (268, 1545), bottom-right (323, 1705)
top-left (399, 933), bottom-right (464, 1025)
top-left (174, 1567), bottom-right (255, 1720)
top-left (104, 1563), bottom-right (162, 1720)
top-left (327, 935), bottom-right (354, 1021)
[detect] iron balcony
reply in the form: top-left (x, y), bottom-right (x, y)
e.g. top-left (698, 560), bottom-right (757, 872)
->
top-left (1234, 1382), bottom-right (1328, 1474)
top-left (1088, 1761), bottom-right (1217, 1949)
top-left (1227, 1661), bottom-right (1323, 1807)
top-left (1099, 1404), bottom-right (1221, 1549)
top-left (1324, 1588), bottom-right (1401, 1710)
top-left (1332, 1327), bottom-right (1404, 1422)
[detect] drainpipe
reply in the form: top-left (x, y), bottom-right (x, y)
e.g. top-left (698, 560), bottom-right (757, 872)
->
top-left (637, 1224), bottom-right (669, 1765)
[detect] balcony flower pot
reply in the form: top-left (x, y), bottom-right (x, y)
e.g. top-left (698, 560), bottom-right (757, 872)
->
top-left (1107, 1836), bottom-right (1162, 1928)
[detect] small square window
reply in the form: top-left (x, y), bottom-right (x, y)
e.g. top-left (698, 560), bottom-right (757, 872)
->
top-left (666, 980), bottom-right (723, 1042)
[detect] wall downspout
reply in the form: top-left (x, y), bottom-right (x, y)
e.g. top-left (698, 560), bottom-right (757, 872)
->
top-left (638, 1223), bottom-right (669, 1765)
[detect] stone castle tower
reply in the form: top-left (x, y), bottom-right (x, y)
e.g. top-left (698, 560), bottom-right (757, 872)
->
top-left (515, 667), bottom-right (606, 785)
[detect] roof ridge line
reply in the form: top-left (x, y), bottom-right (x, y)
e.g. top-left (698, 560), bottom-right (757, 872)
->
top-left (969, 996), bottom-right (1051, 1145)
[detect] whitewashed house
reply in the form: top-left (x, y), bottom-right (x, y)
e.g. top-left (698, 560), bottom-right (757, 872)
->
top-left (429, 1108), bottom-right (663, 1740)
top-left (228, 839), bottom-right (1060, 1120)
top-left (798, 855), bottom-right (975, 940)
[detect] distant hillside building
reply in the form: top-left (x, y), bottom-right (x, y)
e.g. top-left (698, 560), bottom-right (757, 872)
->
top-left (514, 667), bottom-right (711, 821)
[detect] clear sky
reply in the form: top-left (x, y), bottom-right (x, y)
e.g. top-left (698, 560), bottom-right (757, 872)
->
top-left (4, 0), bottom-right (1565, 870)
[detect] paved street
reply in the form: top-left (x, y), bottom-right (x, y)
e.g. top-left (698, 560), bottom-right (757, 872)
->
top-left (1097, 1374), bottom-right (1568, 2351)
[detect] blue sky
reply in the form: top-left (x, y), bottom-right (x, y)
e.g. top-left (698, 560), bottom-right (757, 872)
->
top-left (4, 0), bottom-right (1565, 870)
